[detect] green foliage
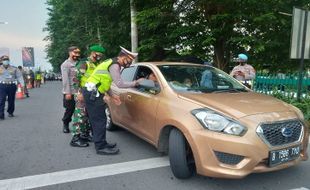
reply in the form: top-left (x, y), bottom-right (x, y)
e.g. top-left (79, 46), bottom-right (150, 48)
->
top-left (45, 0), bottom-right (131, 72)
top-left (45, 0), bottom-right (310, 73)
top-left (272, 91), bottom-right (310, 123)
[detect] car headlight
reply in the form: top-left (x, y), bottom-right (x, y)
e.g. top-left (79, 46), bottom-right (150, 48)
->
top-left (191, 109), bottom-right (247, 136)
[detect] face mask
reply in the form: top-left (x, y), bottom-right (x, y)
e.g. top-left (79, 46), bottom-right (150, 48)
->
top-left (72, 56), bottom-right (80, 61)
top-left (94, 55), bottom-right (102, 62)
top-left (2, 60), bottom-right (10, 66)
top-left (123, 58), bottom-right (132, 68)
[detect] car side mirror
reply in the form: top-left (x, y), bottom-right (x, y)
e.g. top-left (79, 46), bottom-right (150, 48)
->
top-left (138, 79), bottom-right (160, 94)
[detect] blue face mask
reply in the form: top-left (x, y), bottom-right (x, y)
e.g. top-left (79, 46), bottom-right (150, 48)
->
top-left (2, 60), bottom-right (10, 66)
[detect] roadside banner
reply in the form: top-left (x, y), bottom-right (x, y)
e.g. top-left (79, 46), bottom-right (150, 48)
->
top-left (22, 47), bottom-right (35, 67)
top-left (290, 7), bottom-right (310, 59)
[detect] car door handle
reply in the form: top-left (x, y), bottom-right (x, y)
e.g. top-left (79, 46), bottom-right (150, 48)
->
top-left (127, 94), bottom-right (132, 100)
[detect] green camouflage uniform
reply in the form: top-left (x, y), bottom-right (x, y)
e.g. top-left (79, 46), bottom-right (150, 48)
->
top-left (71, 59), bottom-right (91, 136)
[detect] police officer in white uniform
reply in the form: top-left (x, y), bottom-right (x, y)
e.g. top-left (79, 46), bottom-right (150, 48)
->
top-left (0, 55), bottom-right (24, 120)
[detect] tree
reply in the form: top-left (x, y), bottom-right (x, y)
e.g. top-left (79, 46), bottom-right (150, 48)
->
top-left (44, 0), bottom-right (131, 71)
top-left (45, 0), bottom-right (310, 73)
top-left (135, 0), bottom-right (310, 72)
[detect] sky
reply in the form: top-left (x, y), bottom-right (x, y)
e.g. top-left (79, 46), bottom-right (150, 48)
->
top-left (0, 0), bottom-right (52, 71)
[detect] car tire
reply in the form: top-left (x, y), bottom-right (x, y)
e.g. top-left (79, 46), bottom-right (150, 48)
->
top-left (169, 128), bottom-right (195, 179)
top-left (105, 105), bottom-right (117, 131)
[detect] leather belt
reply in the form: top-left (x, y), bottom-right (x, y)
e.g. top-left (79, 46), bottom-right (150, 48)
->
top-left (0, 81), bottom-right (17, 85)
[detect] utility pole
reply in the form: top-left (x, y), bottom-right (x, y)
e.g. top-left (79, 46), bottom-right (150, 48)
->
top-left (97, 26), bottom-right (101, 44)
top-left (290, 8), bottom-right (310, 102)
top-left (130, 0), bottom-right (138, 62)
top-left (296, 10), bottom-right (308, 102)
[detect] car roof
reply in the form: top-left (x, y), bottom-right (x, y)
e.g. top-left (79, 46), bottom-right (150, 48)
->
top-left (134, 62), bottom-right (206, 67)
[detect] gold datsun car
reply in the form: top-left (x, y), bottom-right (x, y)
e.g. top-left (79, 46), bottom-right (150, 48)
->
top-left (105, 62), bottom-right (309, 179)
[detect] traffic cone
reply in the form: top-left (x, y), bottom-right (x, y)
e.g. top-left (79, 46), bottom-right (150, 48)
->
top-left (16, 84), bottom-right (24, 99)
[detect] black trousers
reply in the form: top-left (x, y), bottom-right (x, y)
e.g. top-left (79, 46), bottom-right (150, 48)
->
top-left (82, 88), bottom-right (107, 149)
top-left (62, 94), bottom-right (75, 125)
top-left (0, 84), bottom-right (17, 118)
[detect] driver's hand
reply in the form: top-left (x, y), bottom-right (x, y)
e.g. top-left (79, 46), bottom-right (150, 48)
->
top-left (135, 78), bottom-right (145, 86)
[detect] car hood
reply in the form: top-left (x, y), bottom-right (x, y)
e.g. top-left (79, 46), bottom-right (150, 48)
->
top-left (178, 92), bottom-right (294, 119)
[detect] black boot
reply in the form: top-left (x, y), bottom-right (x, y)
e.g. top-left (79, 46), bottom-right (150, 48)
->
top-left (96, 147), bottom-right (119, 155)
top-left (80, 132), bottom-right (93, 142)
top-left (70, 135), bottom-right (89, 147)
top-left (63, 124), bottom-right (70, 133)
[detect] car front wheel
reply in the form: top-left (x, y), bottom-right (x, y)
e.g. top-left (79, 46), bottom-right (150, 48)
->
top-left (169, 128), bottom-right (195, 179)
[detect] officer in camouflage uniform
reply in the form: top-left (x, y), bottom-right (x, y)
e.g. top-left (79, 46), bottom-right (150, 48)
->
top-left (70, 44), bottom-right (106, 147)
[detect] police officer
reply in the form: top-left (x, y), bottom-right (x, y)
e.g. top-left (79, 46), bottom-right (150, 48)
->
top-left (0, 55), bottom-right (24, 120)
top-left (230, 53), bottom-right (256, 88)
top-left (70, 44), bottom-right (106, 147)
top-left (61, 46), bottom-right (81, 133)
top-left (83, 46), bottom-right (143, 155)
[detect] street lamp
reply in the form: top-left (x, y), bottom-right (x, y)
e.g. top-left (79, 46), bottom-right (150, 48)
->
top-left (0, 21), bottom-right (8, 24)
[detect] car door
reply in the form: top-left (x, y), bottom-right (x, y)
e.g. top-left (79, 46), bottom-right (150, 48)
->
top-left (123, 66), bottom-right (161, 143)
top-left (109, 66), bottom-right (137, 127)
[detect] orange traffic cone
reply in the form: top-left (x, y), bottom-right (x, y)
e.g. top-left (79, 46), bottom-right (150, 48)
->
top-left (16, 84), bottom-right (24, 99)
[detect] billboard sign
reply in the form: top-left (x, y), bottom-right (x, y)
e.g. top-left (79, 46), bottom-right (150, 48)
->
top-left (290, 7), bottom-right (310, 59)
top-left (22, 47), bottom-right (35, 67)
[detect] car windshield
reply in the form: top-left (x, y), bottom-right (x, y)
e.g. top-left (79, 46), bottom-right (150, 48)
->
top-left (158, 64), bottom-right (247, 93)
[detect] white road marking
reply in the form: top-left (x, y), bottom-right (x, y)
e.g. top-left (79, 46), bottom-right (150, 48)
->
top-left (290, 188), bottom-right (310, 190)
top-left (0, 157), bottom-right (170, 190)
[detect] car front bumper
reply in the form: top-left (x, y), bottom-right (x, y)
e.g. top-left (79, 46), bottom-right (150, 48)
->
top-left (186, 115), bottom-right (309, 179)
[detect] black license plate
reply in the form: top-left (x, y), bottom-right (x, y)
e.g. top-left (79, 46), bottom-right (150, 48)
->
top-left (269, 146), bottom-right (300, 167)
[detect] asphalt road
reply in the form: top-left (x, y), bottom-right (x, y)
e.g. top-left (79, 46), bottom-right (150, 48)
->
top-left (0, 81), bottom-right (309, 190)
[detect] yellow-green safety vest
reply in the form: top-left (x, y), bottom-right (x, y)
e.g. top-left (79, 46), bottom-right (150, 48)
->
top-left (86, 59), bottom-right (113, 93)
top-left (35, 73), bottom-right (41, 80)
top-left (80, 61), bottom-right (97, 87)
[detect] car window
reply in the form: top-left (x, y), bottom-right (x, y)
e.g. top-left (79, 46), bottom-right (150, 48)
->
top-left (120, 66), bottom-right (137, 82)
top-left (135, 66), bottom-right (160, 94)
top-left (158, 65), bottom-right (246, 93)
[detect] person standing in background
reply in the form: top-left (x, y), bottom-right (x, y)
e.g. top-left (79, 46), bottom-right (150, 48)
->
top-left (29, 69), bottom-right (35, 88)
top-left (18, 66), bottom-right (29, 98)
top-left (61, 46), bottom-right (81, 133)
top-left (230, 53), bottom-right (255, 88)
top-left (0, 55), bottom-right (24, 120)
top-left (35, 71), bottom-right (42, 88)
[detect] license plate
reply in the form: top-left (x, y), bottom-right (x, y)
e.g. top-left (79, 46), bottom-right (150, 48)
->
top-left (269, 146), bottom-right (300, 167)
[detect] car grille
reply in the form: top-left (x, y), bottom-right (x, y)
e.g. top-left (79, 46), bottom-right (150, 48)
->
top-left (256, 120), bottom-right (303, 147)
top-left (214, 151), bottom-right (244, 165)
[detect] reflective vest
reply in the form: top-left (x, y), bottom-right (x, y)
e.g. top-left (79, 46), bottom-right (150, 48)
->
top-left (80, 61), bottom-right (97, 87)
top-left (87, 59), bottom-right (113, 93)
top-left (35, 73), bottom-right (42, 80)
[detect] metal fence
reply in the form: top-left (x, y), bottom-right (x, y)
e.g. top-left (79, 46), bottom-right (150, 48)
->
top-left (252, 72), bottom-right (310, 98)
